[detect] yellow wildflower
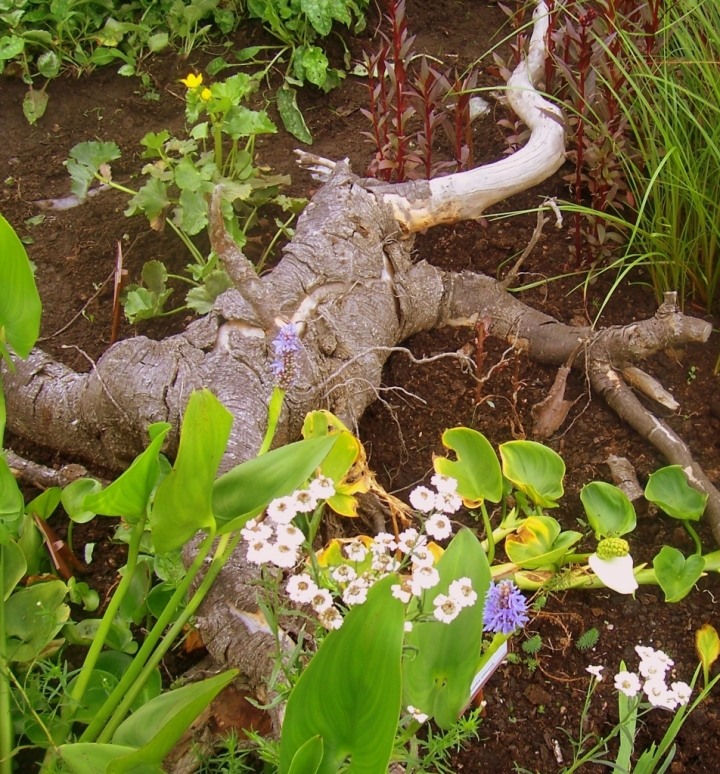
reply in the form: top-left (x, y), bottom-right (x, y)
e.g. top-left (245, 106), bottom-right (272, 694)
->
top-left (180, 73), bottom-right (203, 89)
top-left (200, 87), bottom-right (212, 101)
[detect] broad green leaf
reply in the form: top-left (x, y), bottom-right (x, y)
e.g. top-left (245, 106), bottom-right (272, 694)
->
top-left (152, 390), bottom-right (232, 553)
top-left (37, 50), bottom-right (60, 79)
top-left (276, 85), bottom-right (313, 144)
top-left (0, 373), bottom-right (5, 446)
top-left (17, 512), bottom-right (44, 575)
top-left (403, 529), bottom-right (491, 728)
top-left (222, 105), bottom-right (276, 139)
top-left (95, 651), bottom-right (162, 710)
top-left (147, 32), bottom-right (169, 52)
top-left (185, 270), bottom-right (234, 314)
top-left (25, 487), bottom-right (62, 519)
top-left (653, 545), bottom-right (705, 603)
top-left (1, 537), bottom-right (26, 599)
top-left (61, 479), bottom-right (103, 524)
top-left (213, 434), bottom-right (339, 531)
top-left (499, 440), bottom-right (565, 508)
top-left (23, 87), bottom-right (49, 125)
top-left (59, 744), bottom-right (151, 774)
top-left (117, 557), bottom-right (152, 624)
top-left (84, 423), bottom-right (171, 521)
top-left (580, 481), bottom-right (636, 538)
top-left (645, 465), bottom-right (707, 522)
top-left (0, 34), bottom-right (24, 60)
top-left (66, 670), bottom-right (120, 724)
top-left (0, 213), bottom-right (42, 359)
top-left (0, 454), bottom-right (24, 531)
top-left (288, 735), bottom-right (324, 774)
top-left (110, 670), bottom-right (238, 771)
top-left (140, 130), bottom-right (170, 158)
top-left (66, 142), bottom-right (122, 199)
top-left (295, 45), bottom-right (329, 87)
top-left (279, 575), bottom-right (404, 774)
top-left (504, 515), bottom-right (581, 570)
top-left (433, 427), bottom-right (502, 506)
top-left (122, 286), bottom-right (172, 322)
top-left (141, 260), bottom-right (168, 296)
top-left (175, 188), bottom-right (208, 235)
top-left (125, 177), bottom-right (170, 223)
top-left (300, 0), bottom-right (333, 35)
top-left (174, 156), bottom-right (203, 192)
top-left (4, 579), bottom-right (69, 662)
top-left (696, 624), bottom-right (720, 687)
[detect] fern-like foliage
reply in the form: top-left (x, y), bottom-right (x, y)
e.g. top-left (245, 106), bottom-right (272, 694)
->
top-left (576, 628), bottom-right (600, 651)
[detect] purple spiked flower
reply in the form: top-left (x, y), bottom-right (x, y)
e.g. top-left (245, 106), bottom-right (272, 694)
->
top-left (271, 323), bottom-right (302, 390)
top-left (482, 580), bottom-right (529, 635)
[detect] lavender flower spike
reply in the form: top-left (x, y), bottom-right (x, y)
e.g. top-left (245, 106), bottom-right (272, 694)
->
top-left (271, 322), bottom-right (302, 389)
top-left (482, 580), bottom-right (529, 635)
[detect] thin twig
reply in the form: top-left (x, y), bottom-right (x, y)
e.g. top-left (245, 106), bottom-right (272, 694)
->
top-left (502, 207), bottom-right (549, 289)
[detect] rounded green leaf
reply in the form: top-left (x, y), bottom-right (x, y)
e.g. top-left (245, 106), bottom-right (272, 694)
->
top-left (653, 545), bottom-right (705, 603)
top-left (504, 515), bottom-right (581, 569)
top-left (25, 486), bottom-right (62, 519)
top-left (61, 478), bottom-right (103, 524)
top-left (0, 213), bottom-right (42, 359)
top-left (645, 465), bottom-right (707, 522)
top-left (279, 575), bottom-right (404, 774)
top-left (500, 440), bottom-right (565, 508)
top-left (2, 537), bottom-right (27, 599)
top-left (580, 481), bottom-right (636, 538)
top-left (433, 427), bottom-right (503, 505)
top-left (66, 670), bottom-right (120, 725)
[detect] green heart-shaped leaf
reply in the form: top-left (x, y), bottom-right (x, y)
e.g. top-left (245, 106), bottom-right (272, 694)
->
top-left (433, 427), bottom-right (502, 505)
top-left (580, 481), bottom-right (636, 538)
top-left (500, 440), bottom-right (565, 508)
top-left (645, 465), bottom-right (707, 522)
top-left (653, 545), bottom-right (705, 603)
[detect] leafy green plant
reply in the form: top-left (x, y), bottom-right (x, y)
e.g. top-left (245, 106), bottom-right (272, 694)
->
top-left (522, 633), bottom-right (542, 655)
top-left (575, 628), bottom-right (599, 652)
top-left (66, 72), bottom-right (306, 322)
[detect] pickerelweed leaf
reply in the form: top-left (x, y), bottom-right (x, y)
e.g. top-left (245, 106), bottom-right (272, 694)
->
top-left (0, 213), bottom-right (42, 361)
top-left (279, 575), bottom-right (404, 774)
top-left (403, 529), bottom-right (491, 728)
top-left (653, 545), bottom-right (705, 603)
top-left (1, 537), bottom-right (26, 599)
top-left (645, 465), bottom-right (707, 522)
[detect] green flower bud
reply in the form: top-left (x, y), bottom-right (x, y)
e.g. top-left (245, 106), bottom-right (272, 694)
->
top-left (596, 537), bottom-right (630, 560)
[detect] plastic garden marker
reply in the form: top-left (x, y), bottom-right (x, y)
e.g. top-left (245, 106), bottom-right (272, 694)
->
top-left (652, 545), bottom-right (705, 602)
top-left (504, 515), bottom-right (582, 570)
top-left (152, 389), bottom-right (232, 553)
top-left (433, 427), bottom-right (503, 506)
top-left (403, 528), bottom-right (492, 728)
top-left (279, 574), bottom-right (404, 774)
top-left (499, 440), bottom-right (565, 509)
top-left (580, 481), bottom-right (637, 538)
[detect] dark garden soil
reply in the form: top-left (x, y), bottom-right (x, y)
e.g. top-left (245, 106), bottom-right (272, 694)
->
top-left (2, 0), bottom-right (720, 772)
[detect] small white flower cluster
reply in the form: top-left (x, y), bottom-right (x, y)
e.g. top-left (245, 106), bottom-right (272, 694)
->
top-left (432, 578), bottom-right (478, 624)
top-left (590, 645), bottom-right (692, 711)
top-left (241, 476), bottom-right (335, 568)
top-left (408, 474), bottom-right (461, 540)
top-left (286, 572), bottom-right (344, 630)
top-left (406, 705), bottom-right (428, 724)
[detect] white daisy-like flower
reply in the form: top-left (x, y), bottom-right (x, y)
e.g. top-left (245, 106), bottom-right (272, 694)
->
top-left (409, 486), bottom-right (436, 513)
top-left (310, 588), bottom-right (334, 613)
top-left (344, 540), bottom-right (368, 563)
top-left (267, 496), bottom-right (298, 525)
top-left (433, 593), bottom-right (462, 624)
top-left (276, 523), bottom-right (305, 548)
top-left (410, 565), bottom-right (440, 592)
top-left (318, 606), bottom-right (343, 630)
top-left (286, 573), bottom-right (318, 604)
top-left (267, 541), bottom-right (299, 569)
top-left (588, 553), bottom-right (638, 595)
top-left (434, 491), bottom-right (463, 514)
top-left (635, 645), bottom-right (656, 661)
top-left (425, 513), bottom-right (453, 540)
top-left (649, 649), bottom-right (674, 669)
top-left (370, 532), bottom-right (397, 554)
top-left (586, 665), bottom-right (604, 682)
top-left (431, 473), bottom-right (458, 494)
top-left (342, 579), bottom-right (369, 606)
top-left (639, 657), bottom-right (669, 681)
top-left (397, 529), bottom-right (426, 554)
top-left (309, 475), bottom-right (336, 500)
top-left (241, 518), bottom-right (273, 542)
top-left (331, 564), bottom-right (358, 584)
top-left (246, 538), bottom-right (272, 565)
top-left (614, 670), bottom-right (642, 697)
top-left (292, 489), bottom-right (318, 513)
top-left (371, 553), bottom-right (400, 574)
top-left (670, 681), bottom-right (692, 706)
top-left (644, 679), bottom-right (678, 710)
top-left (391, 582), bottom-right (412, 604)
top-left (404, 621), bottom-right (413, 632)
top-left (407, 705), bottom-right (428, 723)
top-left (410, 545), bottom-right (435, 567)
top-left (448, 577), bottom-right (477, 608)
